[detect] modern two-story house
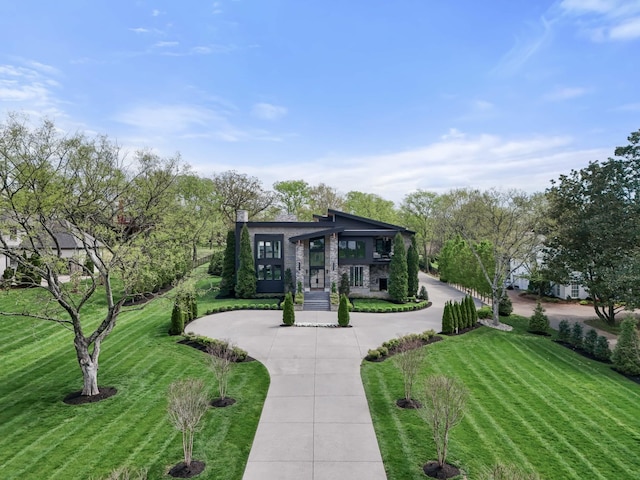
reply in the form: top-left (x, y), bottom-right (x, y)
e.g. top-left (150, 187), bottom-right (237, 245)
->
top-left (235, 209), bottom-right (414, 297)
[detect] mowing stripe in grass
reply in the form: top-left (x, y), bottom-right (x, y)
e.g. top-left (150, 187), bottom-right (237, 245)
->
top-left (467, 341), bottom-right (612, 479)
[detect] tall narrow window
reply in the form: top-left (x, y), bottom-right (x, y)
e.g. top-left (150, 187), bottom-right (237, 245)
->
top-left (349, 266), bottom-right (364, 287)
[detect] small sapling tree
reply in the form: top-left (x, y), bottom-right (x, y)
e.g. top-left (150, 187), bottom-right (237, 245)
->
top-left (207, 340), bottom-right (239, 406)
top-left (393, 337), bottom-right (426, 408)
top-left (420, 375), bottom-right (467, 474)
top-left (528, 301), bottom-right (549, 334)
top-left (167, 378), bottom-right (209, 475)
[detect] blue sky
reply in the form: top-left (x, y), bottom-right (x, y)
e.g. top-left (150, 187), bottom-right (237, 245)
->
top-left (1, 0), bottom-right (639, 204)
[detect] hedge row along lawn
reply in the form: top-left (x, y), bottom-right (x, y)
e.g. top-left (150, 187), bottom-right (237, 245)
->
top-left (361, 315), bottom-right (640, 480)
top-left (0, 284), bottom-right (269, 480)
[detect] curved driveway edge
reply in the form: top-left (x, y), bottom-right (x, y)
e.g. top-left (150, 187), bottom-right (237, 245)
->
top-left (186, 273), bottom-right (470, 480)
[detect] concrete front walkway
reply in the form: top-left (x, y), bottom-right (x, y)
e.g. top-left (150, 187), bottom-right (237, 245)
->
top-left (186, 274), bottom-right (470, 480)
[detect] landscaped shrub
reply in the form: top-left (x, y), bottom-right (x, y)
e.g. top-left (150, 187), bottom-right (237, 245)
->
top-left (477, 306), bottom-right (492, 319)
top-left (282, 292), bottom-right (295, 326)
top-left (498, 294), bottom-right (513, 316)
top-left (442, 302), bottom-right (454, 334)
top-left (611, 317), bottom-right (640, 375)
top-left (570, 322), bottom-right (584, 348)
top-left (366, 348), bottom-right (381, 360)
top-left (557, 320), bottom-right (571, 342)
top-left (219, 230), bottom-right (236, 297)
top-left (407, 236), bottom-right (419, 298)
top-left (339, 273), bottom-right (350, 296)
top-left (595, 336), bottom-right (612, 362)
top-left (389, 232), bottom-right (408, 303)
top-left (338, 294), bottom-right (350, 327)
top-left (235, 224), bottom-right (256, 298)
top-left (284, 268), bottom-right (294, 293)
top-left (207, 250), bottom-right (224, 276)
top-left (419, 285), bottom-right (429, 301)
top-left (583, 328), bottom-right (598, 355)
top-left (528, 301), bottom-right (549, 334)
top-left (169, 303), bottom-right (185, 335)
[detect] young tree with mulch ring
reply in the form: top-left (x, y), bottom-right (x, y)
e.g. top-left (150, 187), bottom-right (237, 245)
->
top-left (235, 224), bottom-right (256, 298)
top-left (207, 340), bottom-right (239, 407)
top-left (419, 375), bottom-right (467, 479)
top-left (282, 291), bottom-right (295, 326)
top-left (167, 378), bottom-right (209, 478)
top-left (393, 337), bottom-right (426, 409)
top-left (611, 316), bottom-right (640, 375)
top-left (338, 294), bottom-right (350, 327)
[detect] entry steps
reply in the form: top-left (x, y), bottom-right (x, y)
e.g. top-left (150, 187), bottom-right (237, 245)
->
top-left (303, 291), bottom-right (331, 311)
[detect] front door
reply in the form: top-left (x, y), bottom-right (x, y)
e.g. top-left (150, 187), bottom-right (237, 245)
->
top-left (309, 268), bottom-right (325, 290)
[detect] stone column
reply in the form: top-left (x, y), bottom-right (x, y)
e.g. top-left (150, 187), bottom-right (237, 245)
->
top-left (295, 240), bottom-right (306, 293)
top-left (328, 233), bottom-right (339, 291)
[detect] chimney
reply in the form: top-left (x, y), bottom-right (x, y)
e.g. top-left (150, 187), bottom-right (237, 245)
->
top-left (236, 210), bottom-right (248, 223)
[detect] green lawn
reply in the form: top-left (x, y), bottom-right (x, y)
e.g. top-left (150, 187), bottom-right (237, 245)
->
top-left (0, 284), bottom-right (269, 480)
top-left (362, 317), bottom-right (640, 479)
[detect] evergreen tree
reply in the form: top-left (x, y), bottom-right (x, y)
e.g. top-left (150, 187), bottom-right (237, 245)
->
top-left (570, 322), bottom-right (584, 349)
top-left (595, 335), bottom-right (612, 362)
top-left (219, 230), bottom-right (237, 297)
top-left (455, 301), bottom-right (464, 331)
top-left (467, 296), bottom-right (477, 326)
top-left (557, 320), bottom-right (571, 342)
top-left (284, 268), bottom-right (294, 293)
top-left (419, 285), bottom-right (429, 301)
top-left (338, 294), bottom-right (350, 327)
top-left (498, 294), bottom-right (513, 316)
top-left (235, 224), bottom-right (256, 298)
top-left (282, 292), bottom-right (295, 326)
top-left (441, 301), bottom-right (454, 334)
top-left (207, 250), bottom-right (224, 276)
top-left (169, 303), bottom-right (185, 335)
top-left (611, 317), bottom-right (640, 375)
top-left (583, 328), bottom-right (598, 355)
top-left (389, 233), bottom-right (408, 303)
top-left (339, 272), bottom-right (350, 296)
top-left (407, 235), bottom-right (420, 298)
top-left (528, 301), bottom-right (550, 333)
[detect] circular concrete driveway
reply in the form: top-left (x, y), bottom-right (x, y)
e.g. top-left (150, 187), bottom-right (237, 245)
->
top-left (186, 274), bottom-right (472, 480)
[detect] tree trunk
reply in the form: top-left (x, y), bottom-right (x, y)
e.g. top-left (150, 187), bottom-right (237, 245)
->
top-left (75, 337), bottom-right (100, 396)
top-left (492, 290), bottom-right (500, 326)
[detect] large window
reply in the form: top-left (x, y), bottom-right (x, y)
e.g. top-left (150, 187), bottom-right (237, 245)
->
top-left (375, 237), bottom-right (392, 256)
top-left (309, 237), bottom-right (325, 267)
top-left (571, 283), bottom-right (579, 298)
top-left (257, 264), bottom-right (282, 281)
top-left (350, 266), bottom-right (364, 287)
top-left (257, 240), bottom-right (282, 259)
top-left (339, 240), bottom-right (366, 259)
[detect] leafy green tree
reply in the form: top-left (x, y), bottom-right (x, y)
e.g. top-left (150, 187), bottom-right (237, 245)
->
top-left (389, 233), bottom-right (408, 303)
top-left (235, 224), bottom-right (256, 298)
top-left (400, 190), bottom-right (441, 270)
top-left (407, 235), bottom-right (420, 297)
top-left (611, 317), bottom-right (640, 375)
top-left (528, 301), bottom-right (549, 333)
top-left (282, 292), bottom-right (295, 326)
top-left (212, 170), bottom-right (275, 224)
top-left (219, 230), bottom-right (236, 297)
top-left (338, 294), bottom-right (350, 327)
top-left (344, 191), bottom-right (399, 224)
top-left (441, 188), bottom-right (541, 326)
top-left (545, 131), bottom-right (640, 325)
top-left (307, 183), bottom-right (344, 216)
top-left (0, 114), bottom-right (184, 395)
top-left (273, 179), bottom-right (310, 217)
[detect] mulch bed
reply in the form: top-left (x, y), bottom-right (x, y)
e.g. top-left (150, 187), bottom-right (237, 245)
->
top-left (366, 335), bottom-right (444, 362)
top-left (168, 461), bottom-right (205, 478)
top-left (123, 284), bottom-right (174, 306)
top-left (423, 461), bottom-right (461, 479)
top-left (553, 340), bottom-right (611, 364)
top-left (612, 368), bottom-right (640, 385)
top-left (438, 322), bottom-right (482, 337)
top-left (211, 397), bottom-right (236, 407)
top-left (528, 330), bottom-right (552, 337)
top-left (177, 339), bottom-right (255, 363)
top-left (396, 398), bottom-right (422, 409)
top-left (63, 386), bottom-right (117, 405)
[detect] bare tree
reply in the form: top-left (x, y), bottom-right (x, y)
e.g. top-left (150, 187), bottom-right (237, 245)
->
top-left (167, 378), bottom-right (209, 470)
top-left (393, 338), bottom-right (426, 408)
top-left (211, 170), bottom-right (275, 224)
top-left (207, 340), bottom-right (239, 402)
top-left (420, 375), bottom-right (467, 469)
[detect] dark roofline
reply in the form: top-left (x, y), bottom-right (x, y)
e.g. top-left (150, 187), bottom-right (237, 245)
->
top-left (289, 227), bottom-right (345, 242)
top-left (326, 209), bottom-right (414, 234)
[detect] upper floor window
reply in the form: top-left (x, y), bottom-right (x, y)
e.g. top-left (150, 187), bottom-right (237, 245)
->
top-left (339, 240), bottom-right (365, 259)
top-left (257, 240), bottom-right (282, 259)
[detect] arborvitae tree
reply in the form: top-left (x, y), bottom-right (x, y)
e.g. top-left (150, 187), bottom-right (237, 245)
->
top-left (407, 235), bottom-right (420, 298)
top-left (219, 230), bottom-right (237, 297)
top-left (470, 297), bottom-right (479, 324)
top-left (282, 291), bottom-right (295, 326)
top-left (570, 322), bottom-right (584, 349)
top-left (595, 335), bottom-right (612, 362)
top-left (338, 294), bottom-right (350, 327)
top-left (284, 268), bottom-right (294, 293)
top-left (611, 317), bottom-right (640, 375)
top-left (557, 320), bottom-right (571, 342)
top-left (169, 303), bottom-right (185, 335)
top-left (528, 301), bottom-right (550, 333)
top-left (455, 301), bottom-right (465, 330)
top-left (235, 224), bottom-right (256, 298)
top-left (583, 328), bottom-right (598, 355)
top-left (189, 294), bottom-right (198, 322)
top-left (389, 233), bottom-right (408, 303)
top-left (339, 272), bottom-right (350, 296)
top-left (442, 302), bottom-right (454, 334)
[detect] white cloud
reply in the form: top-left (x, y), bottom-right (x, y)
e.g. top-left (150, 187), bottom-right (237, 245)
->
top-left (154, 41), bottom-right (179, 48)
top-left (129, 27), bottom-right (151, 34)
top-left (0, 61), bottom-right (64, 119)
top-left (115, 104), bottom-right (217, 133)
top-left (613, 102), bottom-right (640, 111)
top-left (152, 9), bottom-right (161, 17)
top-left (543, 86), bottom-right (590, 101)
top-left (559, 0), bottom-right (640, 41)
top-left (609, 17), bottom-right (640, 39)
top-left (251, 102), bottom-right (287, 121)
top-left (492, 16), bottom-right (553, 75)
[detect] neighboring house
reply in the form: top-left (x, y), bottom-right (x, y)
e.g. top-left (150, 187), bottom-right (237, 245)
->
top-left (0, 225), bottom-right (21, 278)
top-left (236, 209), bottom-right (414, 296)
